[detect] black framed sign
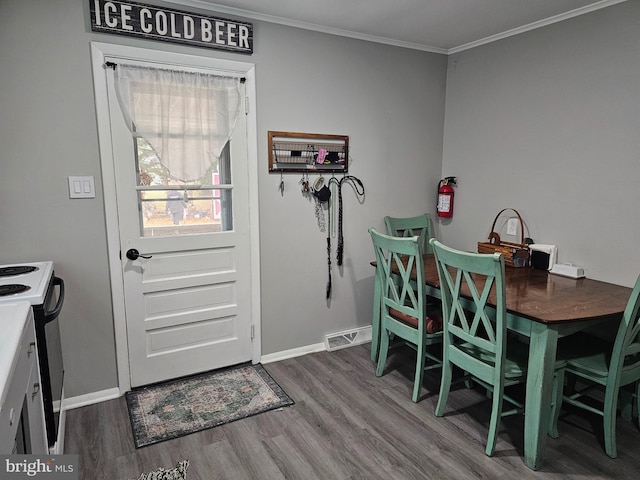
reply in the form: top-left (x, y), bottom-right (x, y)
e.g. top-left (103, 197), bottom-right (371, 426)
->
top-left (89, 0), bottom-right (253, 54)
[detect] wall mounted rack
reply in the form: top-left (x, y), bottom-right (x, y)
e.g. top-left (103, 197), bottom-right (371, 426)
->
top-left (268, 131), bottom-right (349, 173)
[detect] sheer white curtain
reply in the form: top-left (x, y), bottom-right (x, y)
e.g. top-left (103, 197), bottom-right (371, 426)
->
top-left (113, 64), bottom-right (242, 182)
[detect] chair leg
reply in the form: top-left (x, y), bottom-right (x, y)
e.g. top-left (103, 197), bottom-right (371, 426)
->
top-left (412, 342), bottom-right (427, 403)
top-left (435, 358), bottom-right (453, 417)
top-left (370, 276), bottom-right (381, 362)
top-left (548, 369), bottom-right (565, 438)
top-left (620, 387), bottom-right (633, 422)
top-left (565, 373), bottom-right (577, 396)
top-left (370, 322), bottom-right (380, 363)
top-left (636, 382), bottom-right (640, 428)
top-left (375, 328), bottom-right (390, 377)
top-left (603, 387), bottom-right (619, 458)
top-left (485, 381), bottom-right (504, 456)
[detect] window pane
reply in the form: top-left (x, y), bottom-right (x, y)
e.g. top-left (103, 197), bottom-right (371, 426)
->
top-left (135, 137), bottom-right (233, 237)
top-left (138, 189), bottom-right (232, 236)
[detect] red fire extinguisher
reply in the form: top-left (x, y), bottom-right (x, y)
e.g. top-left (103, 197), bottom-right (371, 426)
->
top-left (437, 177), bottom-right (457, 218)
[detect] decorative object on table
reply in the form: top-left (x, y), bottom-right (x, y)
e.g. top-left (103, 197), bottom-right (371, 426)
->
top-left (529, 244), bottom-right (558, 270)
top-left (549, 262), bottom-right (585, 279)
top-left (125, 364), bottom-right (293, 448)
top-left (132, 460), bottom-right (189, 480)
top-left (550, 274), bottom-right (640, 458)
top-left (370, 228), bottom-right (443, 402)
top-left (477, 208), bottom-right (532, 267)
top-left (431, 239), bottom-right (530, 456)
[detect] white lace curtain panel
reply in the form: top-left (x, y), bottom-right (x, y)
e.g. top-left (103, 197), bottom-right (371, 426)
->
top-left (112, 63), bottom-right (242, 182)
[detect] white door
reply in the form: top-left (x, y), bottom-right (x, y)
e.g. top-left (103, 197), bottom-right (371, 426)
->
top-left (99, 51), bottom-right (256, 387)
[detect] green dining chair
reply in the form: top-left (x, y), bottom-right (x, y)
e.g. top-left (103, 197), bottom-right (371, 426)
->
top-left (384, 213), bottom-right (434, 254)
top-left (381, 213), bottom-right (441, 355)
top-left (369, 228), bottom-right (443, 403)
top-left (549, 274), bottom-right (640, 458)
top-left (430, 239), bottom-right (529, 456)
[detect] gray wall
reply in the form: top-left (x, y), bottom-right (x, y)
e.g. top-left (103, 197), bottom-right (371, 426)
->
top-left (3, 0), bottom-right (636, 400)
top-left (255, 24), bottom-right (447, 353)
top-left (0, 0), bottom-right (446, 397)
top-left (440, 1), bottom-right (640, 287)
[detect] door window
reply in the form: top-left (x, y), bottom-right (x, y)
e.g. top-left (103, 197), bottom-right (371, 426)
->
top-left (135, 137), bottom-right (233, 237)
top-left (112, 63), bottom-right (242, 237)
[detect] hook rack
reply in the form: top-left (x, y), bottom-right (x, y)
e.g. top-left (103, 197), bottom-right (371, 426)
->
top-left (268, 131), bottom-right (349, 174)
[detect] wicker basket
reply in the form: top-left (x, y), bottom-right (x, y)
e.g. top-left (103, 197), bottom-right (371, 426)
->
top-left (477, 208), bottom-right (530, 268)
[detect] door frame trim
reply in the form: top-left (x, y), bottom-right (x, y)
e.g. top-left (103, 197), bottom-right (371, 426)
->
top-left (90, 41), bottom-right (261, 393)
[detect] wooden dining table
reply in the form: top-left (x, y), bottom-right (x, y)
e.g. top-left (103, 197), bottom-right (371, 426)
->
top-left (370, 254), bottom-right (632, 470)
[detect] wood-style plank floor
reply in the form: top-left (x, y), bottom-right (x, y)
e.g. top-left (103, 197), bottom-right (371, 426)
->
top-left (65, 344), bottom-right (640, 479)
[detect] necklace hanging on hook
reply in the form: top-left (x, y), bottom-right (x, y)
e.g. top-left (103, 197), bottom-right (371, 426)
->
top-left (312, 175), bottom-right (331, 232)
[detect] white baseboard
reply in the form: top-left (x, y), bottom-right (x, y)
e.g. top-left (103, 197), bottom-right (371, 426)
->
top-left (63, 387), bottom-right (121, 411)
top-left (64, 335), bottom-right (369, 408)
top-left (261, 342), bottom-right (325, 364)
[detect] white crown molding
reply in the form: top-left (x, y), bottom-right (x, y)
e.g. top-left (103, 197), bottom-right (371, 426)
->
top-left (163, 0), bottom-right (628, 55)
top-left (448, 0), bottom-right (629, 54)
top-left (160, 0), bottom-right (448, 54)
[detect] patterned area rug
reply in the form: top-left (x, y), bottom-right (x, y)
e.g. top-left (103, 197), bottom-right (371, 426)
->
top-left (125, 364), bottom-right (294, 448)
top-left (132, 460), bottom-right (189, 480)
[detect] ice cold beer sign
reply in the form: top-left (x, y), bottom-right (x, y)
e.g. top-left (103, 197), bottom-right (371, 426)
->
top-left (90, 0), bottom-right (253, 54)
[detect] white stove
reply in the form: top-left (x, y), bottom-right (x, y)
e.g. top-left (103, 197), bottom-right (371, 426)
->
top-left (0, 262), bottom-right (54, 305)
top-left (0, 260), bottom-right (65, 453)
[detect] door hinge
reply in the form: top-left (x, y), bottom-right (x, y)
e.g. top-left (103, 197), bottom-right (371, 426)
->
top-left (250, 324), bottom-right (255, 340)
top-left (245, 96), bottom-right (249, 115)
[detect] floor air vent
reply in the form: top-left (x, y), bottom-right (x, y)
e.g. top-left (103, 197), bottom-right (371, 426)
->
top-left (324, 326), bottom-right (372, 352)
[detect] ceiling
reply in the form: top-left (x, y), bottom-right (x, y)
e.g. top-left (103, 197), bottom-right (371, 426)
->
top-left (165, 0), bottom-right (626, 53)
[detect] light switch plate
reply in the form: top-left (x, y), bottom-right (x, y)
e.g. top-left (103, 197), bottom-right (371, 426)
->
top-left (68, 176), bottom-right (96, 198)
top-left (507, 218), bottom-right (518, 235)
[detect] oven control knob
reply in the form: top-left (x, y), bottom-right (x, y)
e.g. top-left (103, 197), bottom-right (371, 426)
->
top-left (126, 249), bottom-right (152, 261)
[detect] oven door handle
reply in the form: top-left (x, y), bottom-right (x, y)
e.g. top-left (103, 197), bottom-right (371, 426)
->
top-left (44, 276), bottom-right (65, 324)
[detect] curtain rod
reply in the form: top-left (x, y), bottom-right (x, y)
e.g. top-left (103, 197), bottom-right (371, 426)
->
top-left (104, 61), bottom-right (246, 83)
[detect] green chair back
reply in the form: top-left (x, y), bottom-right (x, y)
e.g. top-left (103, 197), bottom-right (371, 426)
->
top-left (430, 239), bottom-right (507, 385)
top-left (430, 238), bottom-right (527, 456)
top-left (384, 213), bottom-right (433, 254)
top-left (552, 273), bottom-right (640, 457)
top-left (610, 274), bottom-right (640, 387)
top-left (369, 228), bottom-right (442, 402)
top-left (371, 228), bottom-right (425, 327)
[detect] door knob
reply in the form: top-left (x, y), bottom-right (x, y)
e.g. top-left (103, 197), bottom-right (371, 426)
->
top-left (126, 248), bottom-right (152, 260)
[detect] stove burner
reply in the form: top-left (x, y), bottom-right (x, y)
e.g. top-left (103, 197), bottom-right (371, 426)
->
top-left (0, 284), bottom-right (31, 296)
top-left (0, 265), bottom-right (39, 277)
